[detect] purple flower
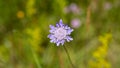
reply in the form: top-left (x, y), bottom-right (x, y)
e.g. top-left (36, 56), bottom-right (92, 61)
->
top-left (69, 3), bottom-right (80, 14)
top-left (71, 18), bottom-right (81, 28)
top-left (104, 2), bottom-right (112, 10)
top-left (63, 3), bottom-right (80, 14)
top-left (48, 19), bottom-right (74, 46)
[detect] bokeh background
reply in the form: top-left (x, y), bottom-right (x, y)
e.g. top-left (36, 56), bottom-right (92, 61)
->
top-left (0, 0), bottom-right (120, 68)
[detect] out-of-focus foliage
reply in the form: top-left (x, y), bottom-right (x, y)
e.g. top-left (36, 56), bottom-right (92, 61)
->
top-left (0, 0), bottom-right (120, 68)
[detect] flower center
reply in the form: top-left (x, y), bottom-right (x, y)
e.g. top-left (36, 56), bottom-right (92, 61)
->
top-left (54, 28), bottom-right (67, 40)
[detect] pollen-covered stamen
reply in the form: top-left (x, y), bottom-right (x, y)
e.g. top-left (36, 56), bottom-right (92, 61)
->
top-left (54, 27), bottom-right (67, 40)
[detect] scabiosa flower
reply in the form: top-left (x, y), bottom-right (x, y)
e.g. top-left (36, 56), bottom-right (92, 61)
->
top-left (69, 3), bottom-right (80, 14)
top-left (104, 2), bottom-right (112, 11)
top-left (71, 18), bottom-right (81, 28)
top-left (48, 19), bottom-right (74, 46)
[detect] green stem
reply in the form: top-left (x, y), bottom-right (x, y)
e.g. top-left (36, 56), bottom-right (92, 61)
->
top-left (31, 47), bottom-right (41, 68)
top-left (63, 45), bottom-right (75, 68)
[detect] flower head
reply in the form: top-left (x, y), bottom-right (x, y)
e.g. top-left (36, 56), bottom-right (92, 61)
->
top-left (48, 19), bottom-right (74, 46)
top-left (71, 18), bottom-right (81, 28)
top-left (69, 3), bottom-right (80, 14)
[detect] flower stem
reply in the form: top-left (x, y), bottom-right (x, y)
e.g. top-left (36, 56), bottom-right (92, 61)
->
top-left (63, 45), bottom-right (75, 68)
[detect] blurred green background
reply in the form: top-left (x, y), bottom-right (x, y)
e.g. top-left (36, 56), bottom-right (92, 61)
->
top-left (0, 0), bottom-right (120, 68)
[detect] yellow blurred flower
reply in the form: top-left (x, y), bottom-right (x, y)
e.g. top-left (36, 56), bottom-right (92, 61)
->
top-left (93, 50), bottom-right (101, 58)
top-left (26, 0), bottom-right (36, 17)
top-left (25, 26), bottom-right (42, 52)
top-left (99, 36), bottom-right (107, 46)
top-left (98, 60), bottom-right (111, 68)
top-left (17, 11), bottom-right (24, 19)
top-left (98, 46), bottom-right (107, 55)
top-left (88, 33), bottom-right (112, 68)
top-left (98, 33), bottom-right (112, 46)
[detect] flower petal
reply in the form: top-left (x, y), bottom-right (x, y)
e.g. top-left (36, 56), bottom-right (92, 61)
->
top-left (66, 36), bottom-right (73, 42)
top-left (65, 25), bottom-right (70, 29)
top-left (49, 25), bottom-right (55, 29)
top-left (56, 41), bottom-right (61, 46)
top-left (61, 40), bottom-right (65, 45)
top-left (67, 29), bottom-right (74, 35)
top-left (59, 19), bottom-right (64, 27)
top-left (48, 34), bottom-right (54, 39)
top-left (49, 29), bottom-right (55, 33)
top-left (56, 23), bottom-right (60, 27)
